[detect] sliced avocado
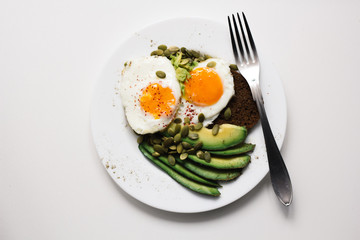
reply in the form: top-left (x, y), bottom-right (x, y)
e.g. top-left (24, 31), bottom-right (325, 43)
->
top-left (138, 144), bottom-right (220, 196)
top-left (208, 143), bottom-right (255, 156)
top-left (141, 143), bottom-right (220, 187)
top-left (183, 124), bottom-right (247, 150)
top-left (187, 154), bottom-right (250, 169)
top-left (176, 157), bottom-right (242, 181)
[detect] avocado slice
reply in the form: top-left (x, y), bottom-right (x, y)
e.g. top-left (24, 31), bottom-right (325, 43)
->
top-left (138, 144), bottom-right (220, 196)
top-left (208, 143), bottom-right (255, 156)
top-left (183, 124), bottom-right (247, 150)
top-left (140, 143), bottom-right (220, 187)
top-left (187, 154), bottom-right (250, 169)
top-left (176, 157), bottom-right (242, 181)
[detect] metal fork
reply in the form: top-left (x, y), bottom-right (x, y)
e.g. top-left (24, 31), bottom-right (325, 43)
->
top-left (228, 12), bottom-right (293, 206)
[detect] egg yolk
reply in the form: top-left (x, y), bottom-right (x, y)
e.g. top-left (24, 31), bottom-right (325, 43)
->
top-left (140, 83), bottom-right (176, 119)
top-left (185, 67), bottom-right (223, 106)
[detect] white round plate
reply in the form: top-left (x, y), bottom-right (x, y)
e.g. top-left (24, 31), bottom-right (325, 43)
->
top-left (91, 17), bottom-right (287, 213)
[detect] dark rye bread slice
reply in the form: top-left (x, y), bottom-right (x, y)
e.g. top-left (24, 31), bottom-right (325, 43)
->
top-left (213, 70), bottom-right (259, 129)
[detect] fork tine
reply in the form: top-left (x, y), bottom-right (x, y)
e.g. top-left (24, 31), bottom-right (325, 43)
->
top-left (231, 14), bottom-right (245, 63)
top-left (227, 16), bottom-right (240, 64)
top-left (236, 12), bottom-right (251, 63)
top-left (242, 12), bottom-right (258, 61)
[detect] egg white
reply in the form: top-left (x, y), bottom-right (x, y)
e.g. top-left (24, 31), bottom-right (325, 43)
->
top-left (120, 56), bottom-right (181, 134)
top-left (175, 58), bottom-right (234, 126)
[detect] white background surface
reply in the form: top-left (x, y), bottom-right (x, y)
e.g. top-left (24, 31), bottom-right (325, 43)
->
top-left (1, 0), bottom-right (359, 239)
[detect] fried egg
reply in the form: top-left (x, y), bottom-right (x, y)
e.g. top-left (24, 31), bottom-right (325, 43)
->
top-left (120, 56), bottom-right (181, 134)
top-left (176, 58), bottom-right (234, 126)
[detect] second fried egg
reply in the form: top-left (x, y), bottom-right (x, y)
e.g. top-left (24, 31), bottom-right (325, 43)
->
top-left (176, 58), bottom-right (234, 126)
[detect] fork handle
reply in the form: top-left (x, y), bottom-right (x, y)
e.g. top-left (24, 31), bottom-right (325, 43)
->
top-left (255, 96), bottom-right (293, 206)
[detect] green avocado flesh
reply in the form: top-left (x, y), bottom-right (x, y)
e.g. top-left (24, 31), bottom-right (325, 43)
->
top-left (141, 143), bottom-right (219, 187)
top-left (183, 124), bottom-right (247, 150)
top-left (176, 157), bottom-right (242, 181)
top-left (208, 143), bottom-right (255, 156)
top-left (139, 123), bottom-right (254, 196)
top-left (187, 154), bottom-right (250, 169)
top-left (139, 144), bottom-right (220, 196)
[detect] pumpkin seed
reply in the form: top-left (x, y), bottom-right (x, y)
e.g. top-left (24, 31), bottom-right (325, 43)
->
top-left (158, 44), bottom-right (167, 51)
top-left (198, 56), bottom-right (205, 62)
top-left (229, 64), bottom-right (238, 70)
top-left (224, 107), bottom-right (231, 120)
top-left (185, 49), bottom-right (193, 57)
top-left (180, 153), bottom-right (188, 160)
top-left (204, 54), bottom-right (212, 59)
top-left (137, 135), bottom-right (144, 144)
top-left (187, 148), bottom-right (196, 155)
top-left (182, 142), bottom-right (192, 149)
top-left (168, 127), bottom-right (176, 137)
top-left (180, 47), bottom-right (187, 53)
top-left (174, 133), bottom-right (182, 143)
top-left (124, 62), bottom-right (128, 67)
top-left (184, 117), bottom-right (190, 124)
top-left (168, 46), bottom-right (180, 53)
top-left (180, 58), bottom-right (190, 66)
top-left (153, 144), bottom-right (165, 154)
top-left (151, 49), bottom-right (163, 56)
top-left (188, 133), bottom-right (199, 140)
top-left (198, 113), bottom-right (205, 122)
top-left (193, 141), bottom-right (203, 150)
top-left (163, 137), bottom-right (173, 147)
top-left (164, 49), bottom-right (171, 57)
top-left (149, 135), bottom-right (156, 145)
top-left (181, 125), bottom-right (189, 137)
top-left (196, 150), bottom-right (204, 159)
top-left (204, 151), bottom-right (211, 162)
top-left (189, 125), bottom-right (195, 131)
top-left (169, 145), bottom-right (177, 151)
top-left (194, 122), bottom-right (203, 131)
top-left (156, 70), bottom-right (166, 79)
top-left (177, 143), bottom-right (183, 154)
top-left (168, 151), bottom-right (177, 155)
top-left (212, 124), bottom-right (220, 136)
top-left (153, 138), bottom-right (162, 144)
top-left (174, 118), bottom-right (182, 124)
top-left (191, 50), bottom-right (200, 58)
top-left (175, 124), bottom-right (181, 134)
top-left (168, 155), bottom-right (176, 166)
top-left (207, 61), bottom-right (216, 68)
top-left (150, 50), bottom-right (157, 56)
top-left (152, 152), bottom-right (160, 157)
